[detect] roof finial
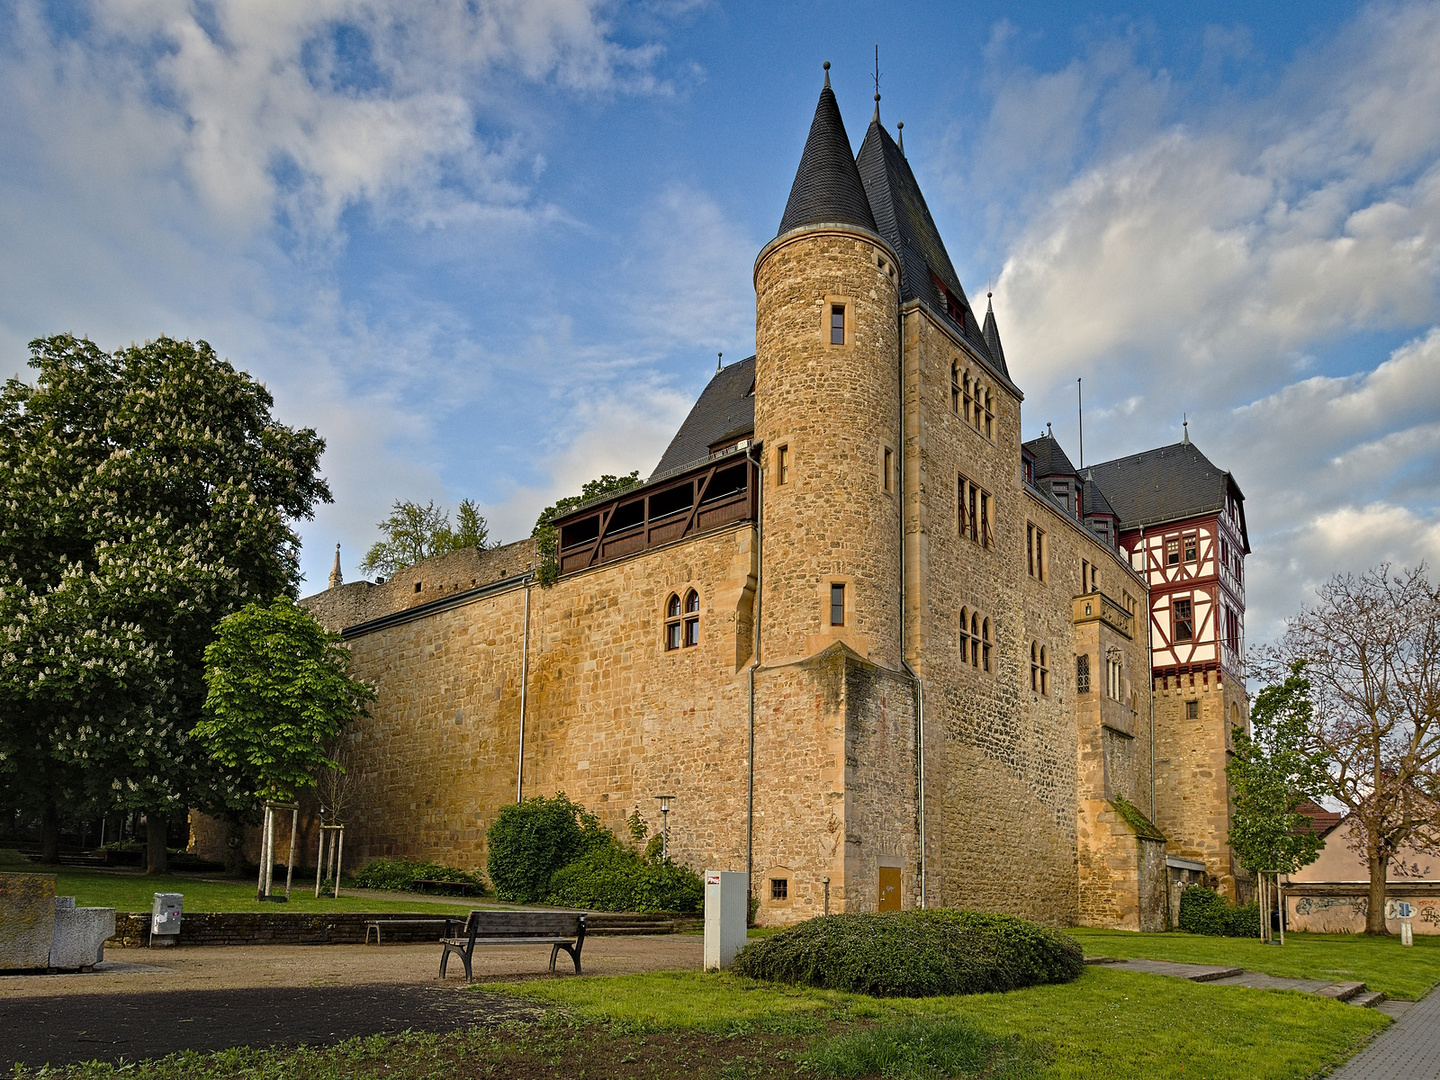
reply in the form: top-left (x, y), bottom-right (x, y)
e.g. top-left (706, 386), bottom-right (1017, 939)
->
top-left (328, 543), bottom-right (343, 590)
top-left (717, 351), bottom-right (723, 374)
top-left (872, 46), bottom-right (882, 121)
top-left (986, 290), bottom-right (993, 311)
top-left (1046, 421), bottom-right (1053, 439)
top-left (823, 60), bottom-right (830, 88)
top-left (1183, 414), bottom-right (1190, 444)
top-left (896, 120), bottom-right (904, 154)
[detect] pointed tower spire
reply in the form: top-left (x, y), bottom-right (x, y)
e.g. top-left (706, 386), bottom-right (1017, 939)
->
top-left (776, 65), bottom-right (877, 237)
top-left (896, 120), bottom-right (904, 155)
top-left (328, 543), bottom-right (343, 590)
top-left (981, 292), bottom-right (1007, 371)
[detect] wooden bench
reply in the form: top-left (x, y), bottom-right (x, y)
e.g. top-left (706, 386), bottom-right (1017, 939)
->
top-left (439, 910), bottom-right (586, 982)
top-left (364, 917), bottom-right (450, 945)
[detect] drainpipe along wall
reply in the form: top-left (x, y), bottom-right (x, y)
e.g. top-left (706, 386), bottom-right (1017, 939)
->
top-left (516, 573), bottom-right (534, 803)
top-left (898, 305), bottom-right (927, 908)
top-left (745, 444), bottom-right (763, 915)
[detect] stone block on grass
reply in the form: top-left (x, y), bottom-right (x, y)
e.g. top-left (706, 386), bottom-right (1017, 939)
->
top-left (0, 873), bottom-right (57, 970)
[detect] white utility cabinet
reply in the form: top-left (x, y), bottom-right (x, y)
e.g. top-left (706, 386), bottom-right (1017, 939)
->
top-left (703, 870), bottom-right (747, 971)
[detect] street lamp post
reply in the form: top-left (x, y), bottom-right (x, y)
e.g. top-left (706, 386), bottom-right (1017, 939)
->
top-left (655, 795), bottom-right (675, 862)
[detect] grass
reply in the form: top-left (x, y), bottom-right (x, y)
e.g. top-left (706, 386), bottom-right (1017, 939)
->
top-left (1069, 927), bottom-right (1440, 1000)
top-left (492, 966), bottom-right (1387, 1079)
top-left (11, 865), bottom-right (473, 915)
top-left (5, 967), bottom-right (1389, 1079)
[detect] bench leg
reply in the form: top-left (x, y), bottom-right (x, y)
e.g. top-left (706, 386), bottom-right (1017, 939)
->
top-left (553, 943), bottom-right (581, 975)
top-left (462, 949), bottom-right (473, 982)
top-left (439, 945), bottom-right (451, 979)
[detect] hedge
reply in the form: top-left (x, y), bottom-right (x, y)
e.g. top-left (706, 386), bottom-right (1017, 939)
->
top-left (546, 842), bottom-right (703, 914)
top-left (1178, 885), bottom-right (1261, 937)
top-left (485, 793), bottom-right (608, 903)
top-left (732, 908), bottom-right (1085, 997)
top-left (350, 856), bottom-right (489, 895)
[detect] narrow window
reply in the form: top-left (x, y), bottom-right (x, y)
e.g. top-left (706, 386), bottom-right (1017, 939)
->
top-left (1166, 538), bottom-right (1180, 566)
top-left (963, 374), bottom-right (973, 424)
top-left (970, 612), bottom-right (981, 668)
top-left (1077, 654), bottom-right (1091, 694)
top-left (951, 363), bottom-right (960, 413)
top-left (1030, 641), bottom-right (1039, 691)
top-left (1039, 645), bottom-right (1049, 695)
top-left (1186, 699), bottom-right (1200, 720)
top-left (414, 582), bottom-right (422, 593)
top-left (830, 583), bottom-right (845, 626)
top-left (1082, 559), bottom-right (1092, 594)
top-left (830, 304), bottom-right (846, 345)
top-left (968, 484), bottom-right (979, 542)
top-left (664, 594), bottom-right (683, 651)
top-left (1090, 563), bottom-right (1097, 594)
top-left (683, 589), bottom-right (700, 647)
top-left (981, 618), bottom-right (992, 673)
top-left (1027, 524), bottom-right (1035, 578)
top-left (883, 447), bottom-right (894, 492)
top-left (1184, 533), bottom-right (1198, 563)
top-left (983, 390), bottom-right (994, 440)
top-left (979, 490), bottom-right (990, 548)
top-left (972, 382), bottom-right (983, 431)
top-left (770, 877), bottom-right (788, 900)
top-left (776, 444), bottom-right (790, 485)
top-left (1173, 598), bottom-right (1194, 642)
top-left (959, 607), bottom-right (970, 664)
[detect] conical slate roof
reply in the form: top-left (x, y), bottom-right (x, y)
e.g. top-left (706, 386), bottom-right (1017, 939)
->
top-left (777, 75), bottom-right (877, 237)
top-left (856, 116), bottom-right (1011, 383)
top-left (982, 297), bottom-right (1007, 372)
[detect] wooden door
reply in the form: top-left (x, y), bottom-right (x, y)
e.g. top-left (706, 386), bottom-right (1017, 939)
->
top-left (878, 866), bottom-right (901, 911)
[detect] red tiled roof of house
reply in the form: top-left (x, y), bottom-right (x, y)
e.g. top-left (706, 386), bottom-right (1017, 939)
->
top-left (1294, 800), bottom-right (1344, 837)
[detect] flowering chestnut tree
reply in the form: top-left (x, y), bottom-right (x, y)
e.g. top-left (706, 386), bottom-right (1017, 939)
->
top-left (0, 334), bottom-right (330, 870)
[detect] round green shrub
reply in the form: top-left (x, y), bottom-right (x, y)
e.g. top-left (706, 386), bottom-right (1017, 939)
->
top-left (485, 792), bottom-right (607, 903)
top-left (731, 908), bottom-right (1084, 997)
top-left (1178, 885), bottom-right (1260, 937)
top-left (546, 842), bottom-right (703, 913)
top-left (351, 856), bottom-right (488, 894)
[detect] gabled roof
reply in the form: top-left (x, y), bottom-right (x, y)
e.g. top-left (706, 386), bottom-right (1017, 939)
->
top-left (1081, 475), bottom-right (1118, 520)
top-left (1294, 800), bottom-right (1345, 838)
top-left (1087, 440), bottom-right (1247, 546)
top-left (650, 356), bottom-right (756, 480)
top-left (856, 116), bottom-right (1010, 382)
top-left (777, 76), bottom-right (877, 237)
top-left (1024, 434), bottom-right (1078, 480)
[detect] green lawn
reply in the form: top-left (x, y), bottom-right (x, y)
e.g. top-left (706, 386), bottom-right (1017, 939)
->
top-left (17, 866), bottom-right (473, 915)
top-left (11, 967), bottom-right (1387, 1079)
top-left (491, 966), bottom-right (1386, 1080)
top-left (1069, 927), bottom-right (1440, 1000)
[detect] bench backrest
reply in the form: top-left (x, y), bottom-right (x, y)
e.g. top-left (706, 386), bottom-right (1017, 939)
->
top-left (464, 910), bottom-right (583, 938)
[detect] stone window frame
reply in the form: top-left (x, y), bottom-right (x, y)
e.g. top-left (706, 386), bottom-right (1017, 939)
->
top-left (775, 442), bottom-right (791, 486)
top-left (1186, 699), bottom-right (1200, 720)
top-left (683, 588), bottom-right (701, 648)
top-left (664, 591), bottom-right (700, 652)
top-left (961, 609), bottom-right (992, 674)
top-left (1026, 521), bottom-right (1048, 582)
top-left (1076, 652), bottom-right (1091, 694)
top-left (958, 474), bottom-right (993, 548)
top-left (881, 444), bottom-right (895, 494)
top-left (822, 294), bottom-right (854, 350)
top-left (1030, 640), bottom-right (1049, 695)
top-left (766, 865), bottom-right (793, 908)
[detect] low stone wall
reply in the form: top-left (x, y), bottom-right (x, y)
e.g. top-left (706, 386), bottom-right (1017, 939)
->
top-left (107, 910), bottom-right (677, 947)
top-left (1284, 884), bottom-right (1440, 935)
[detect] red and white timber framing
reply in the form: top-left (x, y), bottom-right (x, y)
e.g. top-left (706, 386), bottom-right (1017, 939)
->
top-left (1119, 496), bottom-right (1247, 688)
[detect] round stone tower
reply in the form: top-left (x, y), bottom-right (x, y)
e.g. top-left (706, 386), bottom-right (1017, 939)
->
top-left (753, 70), bottom-right (903, 669)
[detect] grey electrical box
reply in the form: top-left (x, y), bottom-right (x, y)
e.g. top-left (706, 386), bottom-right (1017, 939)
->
top-left (703, 870), bottom-right (746, 971)
top-left (151, 893), bottom-right (183, 938)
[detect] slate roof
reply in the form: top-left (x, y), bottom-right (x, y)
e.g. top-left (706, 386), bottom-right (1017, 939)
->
top-left (1081, 475), bottom-right (1118, 520)
top-left (777, 79), bottom-right (877, 237)
top-left (856, 116), bottom-right (1010, 384)
top-left (1087, 441), bottom-right (1247, 547)
top-left (650, 356), bottom-right (756, 480)
top-left (1024, 434), bottom-right (1079, 480)
top-left (982, 298), bottom-right (1007, 373)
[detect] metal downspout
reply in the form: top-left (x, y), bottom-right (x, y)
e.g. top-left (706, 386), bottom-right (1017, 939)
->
top-left (897, 306), bottom-right (927, 908)
top-left (746, 444), bottom-right (763, 910)
top-left (516, 575), bottom-right (533, 803)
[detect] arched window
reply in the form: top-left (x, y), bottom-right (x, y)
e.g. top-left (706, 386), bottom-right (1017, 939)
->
top-left (1030, 641), bottom-right (1039, 691)
top-left (959, 607), bottom-right (970, 664)
top-left (983, 389), bottom-right (994, 439)
top-left (684, 589), bottom-right (700, 647)
top-left (951, 363), bottom-right (960, 413)
top-left (963, 373), bottom-right (974, 424)
top-left (981, 618), bottom-right (992, 672)
top-left (1039, 645), bottom-right (1048, 695)
top-left (664, 594), bottom-right (682, 651)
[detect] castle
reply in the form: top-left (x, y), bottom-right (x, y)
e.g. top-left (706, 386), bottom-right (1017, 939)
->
top-left (297, 69), bottom-right (1251, 929)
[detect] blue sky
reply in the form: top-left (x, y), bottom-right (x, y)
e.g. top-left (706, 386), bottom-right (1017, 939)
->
top-left (3, 0), bottom-right (1438, 643)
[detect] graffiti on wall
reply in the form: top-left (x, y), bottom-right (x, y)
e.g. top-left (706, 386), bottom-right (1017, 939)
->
top-left (1290, 894), bottom-right (1440, 933)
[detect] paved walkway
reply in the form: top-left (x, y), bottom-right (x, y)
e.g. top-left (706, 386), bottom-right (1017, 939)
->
top-left (1330, 988), bottom-right (1440, 1080)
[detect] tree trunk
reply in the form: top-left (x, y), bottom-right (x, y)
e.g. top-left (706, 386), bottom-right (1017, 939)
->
top-left (224, 816), bottom-right (248, 878)
top-left (145, 814), bottom-right (169, 875)
top-left (39, 801), bottom-right (61, 864)
top-left (1365, 845), bottom-right (1389, 935)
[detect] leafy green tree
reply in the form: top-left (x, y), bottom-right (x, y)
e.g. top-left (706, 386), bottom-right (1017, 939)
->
top-left (0, 334), bottom-right (329, 871)
top-left (195, 597), bottom-right (375, 803)
top-left (485, 792), bottom-right (608, 902)
top-left (358, 497), bottom-right (494, 578)
top-left (532, 472), bottom-right (640, 586)
top-left (1227, 662), bottom-right (1328, 877)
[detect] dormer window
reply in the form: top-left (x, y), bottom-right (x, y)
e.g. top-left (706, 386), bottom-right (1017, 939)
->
top-left (830, 304), bottom-right (846, 345)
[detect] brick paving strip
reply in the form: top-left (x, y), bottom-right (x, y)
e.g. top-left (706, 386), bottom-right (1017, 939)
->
top-left (1091, 957), bottom-right (1434, 1079)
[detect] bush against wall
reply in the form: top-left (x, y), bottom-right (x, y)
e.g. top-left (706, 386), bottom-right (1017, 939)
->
top-left (733, 909), bottom-right (1085, 997)
top-left (1178, 886), bottom-right (1261, 938)
top-left (351, 857), bottom-right (488, 895)
top-left (485, 793), bottom-right (609, 903)
top-left (546, 841), bottom-right (703, 914)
